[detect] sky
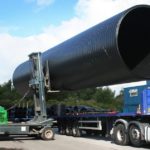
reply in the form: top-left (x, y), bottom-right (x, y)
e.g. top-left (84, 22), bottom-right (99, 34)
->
top-left (0, 0), bottom-right (150, 95)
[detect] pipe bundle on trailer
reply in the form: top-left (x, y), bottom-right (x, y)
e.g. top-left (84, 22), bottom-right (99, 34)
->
top-left (13, 5), bottom-right (150, 95)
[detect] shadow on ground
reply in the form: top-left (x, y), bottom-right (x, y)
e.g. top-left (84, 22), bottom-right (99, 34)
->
top-left (0, 135), bottom-right (40, 141)
top-left (0, 135), bottom-right (56, 142)
top-left (81, 134), bottom-right (111, 141)
top-left (80, 134), bottom-right (150, 149)
top-left (0, 148), bottom-right (23, 150)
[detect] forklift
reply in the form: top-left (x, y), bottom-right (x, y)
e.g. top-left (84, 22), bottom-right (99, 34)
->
top-left (0, 52), bottom-right (55, 140)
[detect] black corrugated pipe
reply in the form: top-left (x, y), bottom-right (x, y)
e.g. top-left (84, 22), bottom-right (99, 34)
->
top-left (13, 5), bottom-right (150, 95)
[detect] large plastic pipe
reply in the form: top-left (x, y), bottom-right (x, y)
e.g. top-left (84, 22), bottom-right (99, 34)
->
top-left (13, 5), bottom-right (150, 95)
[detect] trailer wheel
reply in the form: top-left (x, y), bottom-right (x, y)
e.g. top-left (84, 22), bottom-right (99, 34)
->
top-left (65, 126), bottom-right (69, 135)
top-left (65, 127), bottom-right (73, 136)
top-left (129, 125), bottom-right (144, 147)
top-left (59, 128), bottom-right (66, 135)
top-left (41, 127), bottom-right (54, 140)
top-left (58, 126), bottom-right (65, 135)
top-left (72, 127), bottom-right (81, 137)
top-left (114, 124), bottom-right (129, 145)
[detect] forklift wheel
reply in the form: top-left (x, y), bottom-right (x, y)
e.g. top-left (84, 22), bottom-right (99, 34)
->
top-left (41, 127), bottom-right (55, 140)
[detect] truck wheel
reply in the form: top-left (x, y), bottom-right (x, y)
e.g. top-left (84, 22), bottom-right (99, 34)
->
top-left (72, 127), bottom-right (81, 137)
top-left (114, 124), bottom-right (129, 145)
top-left (41, 127), bottom-right (54, 140)
top-left (129, 125), bottom-right (144, 147)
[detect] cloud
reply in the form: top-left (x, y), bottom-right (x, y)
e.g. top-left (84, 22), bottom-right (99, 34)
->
top-left (43, 0), bottom-right (150, 44)
top-left (0, 33), bottom-right (54, 83)
top-left (0, 0), bottom-right (150, 93)
top-left (75, 0), bottom-right (150, 25)
top-left (0, 26), bottom-right (19, 34)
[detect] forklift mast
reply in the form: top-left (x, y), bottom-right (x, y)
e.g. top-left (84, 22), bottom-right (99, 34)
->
top-left (29, 52), bottom-right (47, 122)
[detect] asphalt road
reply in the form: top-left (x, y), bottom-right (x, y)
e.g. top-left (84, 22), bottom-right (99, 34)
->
top-left (0, 133), bottom-right (150, 150)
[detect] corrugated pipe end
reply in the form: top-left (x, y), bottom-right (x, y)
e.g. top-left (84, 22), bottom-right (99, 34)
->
top-left (118, 5), bottom-right (150, 72)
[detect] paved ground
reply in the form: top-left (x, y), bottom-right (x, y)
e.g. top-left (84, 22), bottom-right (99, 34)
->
top-left (0, 133), bottom-right (150, 150)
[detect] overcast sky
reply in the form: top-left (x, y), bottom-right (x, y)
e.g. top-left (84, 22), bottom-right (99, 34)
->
top-left (0, 0), bottom-right (150, 94)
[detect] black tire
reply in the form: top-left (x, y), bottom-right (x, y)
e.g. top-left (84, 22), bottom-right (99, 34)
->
top-left (72, 127), bottom-right (81, 137)
top-left (41, 127), bottom-right (55, 140)
top-left (59, 128), bottom-right (66, 135)
top-left (65, 127), bottom-right (72, 136)
top-left (113, 124), bottom-right (129, 145)
top-left (129, 125), bottom-right (144, 147)
top-left (65, 126), bottom-right (70, 135)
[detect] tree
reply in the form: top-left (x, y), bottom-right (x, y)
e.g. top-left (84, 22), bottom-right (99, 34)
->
top-left (0, 80), bottom-right (21, 108)
top-left (0, 80), bottom-right (123, 111)
top-left (93, 87), bottom-right (115, 103)
top-left (114, 89), bottom-right (124, 111)
top-left (76, 88), bottom-right (97, 100)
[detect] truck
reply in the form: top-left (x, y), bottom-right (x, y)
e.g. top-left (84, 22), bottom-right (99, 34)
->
top-left (0, 4), bottom-right (150, 144)
top-left (53, 82), bottom-right (150, 147)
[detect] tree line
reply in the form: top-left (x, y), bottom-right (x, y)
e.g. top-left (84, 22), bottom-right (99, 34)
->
top-left (0, 80), bottom-right (123, 111)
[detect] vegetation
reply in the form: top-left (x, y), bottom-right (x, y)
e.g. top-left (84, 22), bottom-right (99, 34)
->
top-left (0, 81), bottom-right (123, 111)
top-left (0, 81), bottom-right (20, 108)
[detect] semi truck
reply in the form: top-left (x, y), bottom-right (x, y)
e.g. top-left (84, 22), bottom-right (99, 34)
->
top-left (0, 4), bottom-right (150, 144)
top-left (54, 82), bottom-right (150, 147)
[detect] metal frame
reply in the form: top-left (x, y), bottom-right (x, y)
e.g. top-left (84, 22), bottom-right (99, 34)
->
top-left (0, 52), bottom-right (54, 137)
top-left (79, 120), bottom-right (102, 130)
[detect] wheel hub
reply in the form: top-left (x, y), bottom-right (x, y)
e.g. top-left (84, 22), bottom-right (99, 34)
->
top-left (72, 128), bottom-right (76, 134)
top-left (131, 128), bottom-right (140, 140)
top-left (45, 130), bottom-right (53, 139)
top-left (117, 130), bottom-right (124, 141)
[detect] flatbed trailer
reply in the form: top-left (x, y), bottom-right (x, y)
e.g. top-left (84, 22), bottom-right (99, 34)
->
top-left (56, 111), bottom-right (150, 147)
top-left (55, 86), bottom-right (150, 147)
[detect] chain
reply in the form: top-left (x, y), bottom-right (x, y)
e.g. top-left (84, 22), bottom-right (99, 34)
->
top-left (6, 90), bottom-right (30, 111)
